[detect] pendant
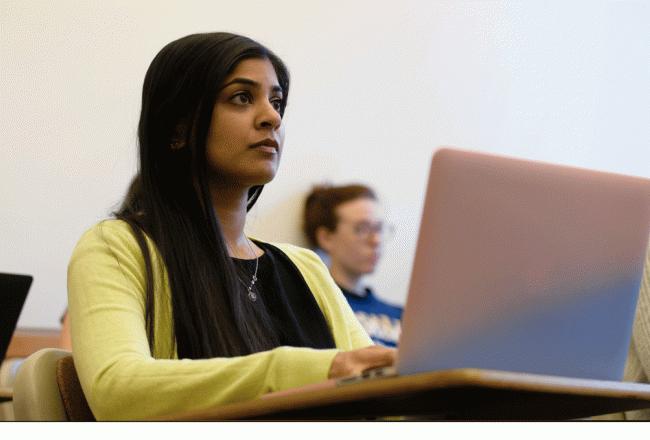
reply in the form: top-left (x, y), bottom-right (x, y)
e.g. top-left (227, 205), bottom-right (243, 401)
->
top-left (248, 275), bottom-right (257, 301)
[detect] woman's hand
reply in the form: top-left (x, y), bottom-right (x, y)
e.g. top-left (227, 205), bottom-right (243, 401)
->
top-left (328, 345), bottom-right (397, 379)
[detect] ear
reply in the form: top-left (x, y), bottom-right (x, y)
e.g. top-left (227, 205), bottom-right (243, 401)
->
top-left (315, 226), bottom-right (335, 253)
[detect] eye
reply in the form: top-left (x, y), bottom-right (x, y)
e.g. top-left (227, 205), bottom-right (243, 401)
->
top-left (271, 98), bottom-right (283, 113)
top-left (230, 92), bottom-right (252, 105)
top-left (354, 223), bottom-right (371, 235)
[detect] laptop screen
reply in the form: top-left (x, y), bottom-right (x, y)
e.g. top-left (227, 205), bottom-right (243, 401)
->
top-left (0, 273), bottom-right (32, 359)
top-left (397, 148), bottom-right (650, 381)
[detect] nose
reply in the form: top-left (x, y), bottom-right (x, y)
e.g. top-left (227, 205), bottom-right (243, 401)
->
top-left (256, 100), bottom-right (282, 131)
top-left (368, 231), bottom-right (382, 248)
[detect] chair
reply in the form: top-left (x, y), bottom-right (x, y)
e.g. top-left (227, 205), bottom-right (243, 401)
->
top-left (13, 348), bottom-right (95, 421)
top-left (0, 358), bottom-right (23, 420)
top-left (56, 354), bottom-right (95, 421)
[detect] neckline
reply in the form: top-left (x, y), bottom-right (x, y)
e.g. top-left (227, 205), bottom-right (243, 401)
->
top-left (340, 286), bottom-right (371, 300)
top-left (232, 250), bottom-right (267, 262)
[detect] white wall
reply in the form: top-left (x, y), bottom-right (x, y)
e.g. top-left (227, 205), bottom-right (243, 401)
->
top-left (2, 0), bottom-right (649, 329)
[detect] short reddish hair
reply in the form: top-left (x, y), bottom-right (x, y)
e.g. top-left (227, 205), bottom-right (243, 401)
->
top-left (303, 183), bottom-right (377, 248)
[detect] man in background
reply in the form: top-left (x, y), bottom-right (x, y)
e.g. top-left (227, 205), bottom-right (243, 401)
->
top-left (304, 183), bottom-right (402, 347)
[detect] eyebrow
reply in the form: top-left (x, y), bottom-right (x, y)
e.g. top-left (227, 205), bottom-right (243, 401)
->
top-left (221, 78), bottom-right (283, 94)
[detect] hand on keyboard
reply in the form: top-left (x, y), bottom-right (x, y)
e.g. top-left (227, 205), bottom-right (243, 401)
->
top-left (328, 345), bottom-right (397, 379)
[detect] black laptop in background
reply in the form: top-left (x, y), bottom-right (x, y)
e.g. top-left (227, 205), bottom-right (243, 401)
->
top-left (0, 273), bottom-right (32, 360)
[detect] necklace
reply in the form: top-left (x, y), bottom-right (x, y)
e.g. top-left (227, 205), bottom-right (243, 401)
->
top-left (232, 238), bottom-right (259, 302)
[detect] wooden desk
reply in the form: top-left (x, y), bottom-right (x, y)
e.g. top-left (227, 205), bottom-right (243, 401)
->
top-left (149, 369), bottom-right (650, 421)
top-left (4, 328), bottom-right (60, 360)
top-left (0, 387), bottom-right (12, 403)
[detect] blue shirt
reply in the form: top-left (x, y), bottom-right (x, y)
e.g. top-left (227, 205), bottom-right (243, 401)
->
top-left (339, 286), bottom-right (402, 347)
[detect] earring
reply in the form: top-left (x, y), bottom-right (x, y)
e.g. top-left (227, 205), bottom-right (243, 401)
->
top-left (171, 139), bottom-right (184, 150)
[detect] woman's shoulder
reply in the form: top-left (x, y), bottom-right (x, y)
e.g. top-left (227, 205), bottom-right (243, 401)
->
top-left (69, 219), bottom-right (161, 285)
top-left (73, 219), bottom-right (144, 255)
top-left (78, 219), bottom-right (135, 240)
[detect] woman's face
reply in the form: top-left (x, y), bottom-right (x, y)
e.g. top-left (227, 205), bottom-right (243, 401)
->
top-left (205, 57), bottom-right (285, 190)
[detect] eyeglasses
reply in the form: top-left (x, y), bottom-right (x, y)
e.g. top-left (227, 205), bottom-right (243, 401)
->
top-left (337, 220), bottom-right (396, 242)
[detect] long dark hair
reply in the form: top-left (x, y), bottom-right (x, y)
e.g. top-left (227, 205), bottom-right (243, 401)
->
top-left (116, 33), bottom-right (290, 359)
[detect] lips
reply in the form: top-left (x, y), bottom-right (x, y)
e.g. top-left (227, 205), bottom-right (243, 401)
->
top-left (250, 139), bottom-right (279, 152)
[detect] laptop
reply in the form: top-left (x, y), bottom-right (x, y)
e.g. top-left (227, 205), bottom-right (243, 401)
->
top-left (263, 147), bottom-right (650, 399)
top-left (394, 147), bottom-right (650, 381)
top-left (0, 273), bottom-right (32, 360)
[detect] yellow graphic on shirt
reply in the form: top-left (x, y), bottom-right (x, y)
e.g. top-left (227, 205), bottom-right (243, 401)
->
top-left (354, 311), bottom-right (401, 345)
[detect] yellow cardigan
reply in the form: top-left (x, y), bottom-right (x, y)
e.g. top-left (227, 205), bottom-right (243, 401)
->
top-left (67, 220), bottom-right (372, 421)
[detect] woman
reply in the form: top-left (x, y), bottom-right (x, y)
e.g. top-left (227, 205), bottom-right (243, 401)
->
top-left (67, 33), bottom-right (395, 421)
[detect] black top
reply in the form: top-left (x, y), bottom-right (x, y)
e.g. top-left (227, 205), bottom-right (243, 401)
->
top-left (232, 242), bottom-right (336, 349)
